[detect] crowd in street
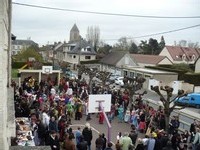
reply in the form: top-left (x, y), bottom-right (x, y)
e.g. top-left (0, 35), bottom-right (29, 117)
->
top-left (11, 74), bottom-right (200, 150)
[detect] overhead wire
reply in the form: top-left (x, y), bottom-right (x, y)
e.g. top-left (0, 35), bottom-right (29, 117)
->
top-left (12, 2), bottom-right (200, 19)
top-left (12, 2), bottom-right (200, 43)
top-left (104, 24), bottom-right (200, 41)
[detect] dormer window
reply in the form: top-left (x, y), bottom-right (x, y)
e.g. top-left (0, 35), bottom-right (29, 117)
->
top-left (86, 46), bottom-right (91, 52)
top-left (87, 47), bottom-right (91, 51)
top-left (182, 54), bottom-right (186, 60)
top-left (192, 54), bottom-right (196, 61)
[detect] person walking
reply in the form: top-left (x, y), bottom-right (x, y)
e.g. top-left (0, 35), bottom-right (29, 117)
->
top-left (118, 105), bottom-right (124, 123)
top-left (95, 133), bottom-right (104, 150)
top-left (75, 127), bottom-right (82, 146)
top-left (76, 135), bottom-right (88, 150)
top-left (82, 123), bottom-right (93, 150)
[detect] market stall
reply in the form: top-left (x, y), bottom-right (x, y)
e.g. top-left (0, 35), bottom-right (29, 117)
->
top-left (15, 117), bottom-right (35, 146)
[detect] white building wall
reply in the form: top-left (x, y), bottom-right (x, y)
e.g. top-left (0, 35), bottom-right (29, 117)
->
top-left (158, 58), bottom-right (173, 65)
top-left (195, 58), bottom-right (200, 73)
top-left (0, 0), bottom-right (13, 149)
top-left (159, 47), bottom-right (173, 62)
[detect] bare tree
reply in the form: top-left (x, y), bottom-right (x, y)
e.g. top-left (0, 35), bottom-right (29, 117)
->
top-left (174, 40), bottom-right (199, 48)
top-left (86, 26), bottom-right (100, 51)
top-left (151, 85), bottom-right (186, 134)
top-left (77, 64), bottom-right (98, 93)
top-left (123, 76), bottom-right (146, 108)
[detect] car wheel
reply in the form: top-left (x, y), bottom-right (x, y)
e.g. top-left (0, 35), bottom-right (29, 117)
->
top-left (196, 105), bottom-right (200, 109)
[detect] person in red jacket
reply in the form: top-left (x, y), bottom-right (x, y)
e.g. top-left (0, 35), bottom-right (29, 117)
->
top-left (99, 111), bottom-right (104, 124)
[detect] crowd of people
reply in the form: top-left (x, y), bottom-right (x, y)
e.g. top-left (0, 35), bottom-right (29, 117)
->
top-left (11, 74), bottom-right (200, 150)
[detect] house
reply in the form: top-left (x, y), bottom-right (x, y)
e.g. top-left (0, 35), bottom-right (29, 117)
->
top-left (123, 66), bottom-right (178, 91)
top-left (38, 24), bottom-right (96, 69)
top-left (195, 57), bottom-right (200, 73)
top-left (55, 24), bottom-right (96, 69)
top-left (130, 54), bottom-right (173, 67)
top-left (0, 0), bottom-right (16, 149)
top-left (100, 50), bottom-right (138, 75)
top-left (39, 44), bottom-right (54, 62)
top-left (12, 39), bottom-right (38, 55)
top-left (159, 45), bottom-right (200, 64)
top-left (63, 40), bottom-right (96, 67)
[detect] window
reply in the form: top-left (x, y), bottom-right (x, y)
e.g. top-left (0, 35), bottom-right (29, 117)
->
top-left (182, 54), bottom-right (186, 60)
top-left (130, 72), bottom-right (135, 78)
top-left (183, 97), bottom-right (190, 101)
top-left (124, 71), bottom-right (128, 76)
top-left (73, 55), bottom-right (76, 58)
top-left (87, 47), bottom-right (91, 51)
top-left (192, 55), bottom-right (196, 61)
top-left (85, 56), bottom-right (91, 59)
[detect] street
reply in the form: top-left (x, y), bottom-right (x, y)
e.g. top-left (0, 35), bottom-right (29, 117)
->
top-left (69, 113), bottom-right (144, 149)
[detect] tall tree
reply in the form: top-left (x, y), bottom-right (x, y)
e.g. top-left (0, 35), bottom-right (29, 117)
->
top-left (97, 43), bottom-right (112, 55)
top-left (159, 36), bottom-right (165, 52)
top-left (139, 37), bottom-right (164, 55)
top-left (138, 40), bottom-right (151, 54)
top-left (149, 38), bottom-right (159, 55)
top-left (14, 45), bottom-right (43, 62)
top-left (129, 42), bottom-right (139, 54)
top-left (187, 41), bottom-right (199, 48)
top-left (114, 37), bottom-right (130, 51)
top-left (86, 26), bottom-right (100, 52)
top-left (175, 40), bottom-right (199, 48)
top-left (114, 36), bottom-right (138, 53)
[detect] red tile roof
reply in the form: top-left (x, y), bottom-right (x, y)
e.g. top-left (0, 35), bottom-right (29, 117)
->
top-left (130, 54), bottom-right (169, 65)
top-left (165, 45), bottom-right (200, 61)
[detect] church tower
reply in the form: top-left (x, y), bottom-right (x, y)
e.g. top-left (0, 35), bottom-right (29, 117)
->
top-left (70, 24), bottom-right (80, 42)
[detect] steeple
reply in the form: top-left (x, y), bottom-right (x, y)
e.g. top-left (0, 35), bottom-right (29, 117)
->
top-left (70, 24), bottom-right (80, 42)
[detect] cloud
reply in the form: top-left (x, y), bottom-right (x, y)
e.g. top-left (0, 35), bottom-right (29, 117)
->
top-left (12, 0), bottom-right (200, 46)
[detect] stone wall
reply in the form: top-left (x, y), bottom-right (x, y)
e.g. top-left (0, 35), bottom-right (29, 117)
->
top-left (0, 0), bottom-right (12, 149)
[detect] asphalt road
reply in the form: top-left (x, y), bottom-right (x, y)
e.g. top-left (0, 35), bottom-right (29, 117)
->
top-left (69, 113), bottom-right (144, 150)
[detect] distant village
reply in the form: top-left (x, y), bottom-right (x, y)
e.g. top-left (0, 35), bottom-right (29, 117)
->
top-left (12, 24), bottom-right (200, 93)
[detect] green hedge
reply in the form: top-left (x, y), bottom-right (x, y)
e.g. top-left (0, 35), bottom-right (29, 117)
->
top-left (145, 66), bottom-right (200, 85)
top-left (12, 62), bottom-right (27, 69)
top-left (80, 59), bottom-right (100, 64)
top-left (183, 73), bottom-right (200, 86)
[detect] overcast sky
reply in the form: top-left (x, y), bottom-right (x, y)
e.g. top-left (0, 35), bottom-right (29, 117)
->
top-left (12, 0), bottom-right (200, 47)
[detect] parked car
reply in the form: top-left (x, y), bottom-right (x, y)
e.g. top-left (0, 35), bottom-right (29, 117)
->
top-left (65, 70), bottom-right (78, 80)
top-left (174, 93), bottom-right (200, 108)
top-left (109, 74), bottom-right (120, 83)
top-left (115, 77), bottom-right (124, 86)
